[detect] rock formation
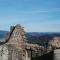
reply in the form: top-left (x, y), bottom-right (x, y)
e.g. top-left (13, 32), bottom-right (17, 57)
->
top-left (48, 36), bottom-right (60, 50)
top-left (0, 24), bottom-right (46, 60)
top-left (0, 24), bottom-right (26, 60)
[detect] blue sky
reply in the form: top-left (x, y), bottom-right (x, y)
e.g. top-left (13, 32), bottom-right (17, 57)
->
top-left (0, 0), bottom-right (60, 32)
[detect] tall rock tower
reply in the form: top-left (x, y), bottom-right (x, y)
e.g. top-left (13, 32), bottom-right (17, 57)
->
top-left (5, 24), bottom-right (26, 60)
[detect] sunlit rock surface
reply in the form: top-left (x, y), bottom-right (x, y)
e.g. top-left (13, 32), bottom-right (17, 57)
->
top-left (54, 49), bottom-right (60, 60)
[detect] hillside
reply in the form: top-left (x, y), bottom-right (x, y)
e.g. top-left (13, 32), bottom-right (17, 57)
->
top-left (0, 30), bottom-right (8, 38)
top-left (0, 31), bottom-right (60, 47)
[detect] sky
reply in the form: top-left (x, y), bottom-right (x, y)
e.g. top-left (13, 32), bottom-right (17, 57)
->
top-left (0, 0), bottom-right (60, 32)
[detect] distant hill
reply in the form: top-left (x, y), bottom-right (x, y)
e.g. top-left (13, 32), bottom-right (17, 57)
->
top-left (0, 31), bottom-right (60, 46)
top-left (26, 32), bottom-right (60, 47)
top-left (0, 30), bottom-right (8, 38)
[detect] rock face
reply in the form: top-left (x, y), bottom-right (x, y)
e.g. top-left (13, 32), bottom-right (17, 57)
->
top-left (48, 37), bottom-right (60, 50)
top-left (54, 49), bottom-right (60, 60)
top-left (0, 24), bottom-right (46, 60)
top-left (0, 45), bottom-right (8, 60)
top-left (0, 24), bottom-right (26, 60)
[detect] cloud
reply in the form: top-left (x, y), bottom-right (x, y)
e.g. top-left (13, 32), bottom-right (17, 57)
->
top-left (19, 10), bottom-right (48, 14)
top-left (18, 8), bottom-right (60, 14)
